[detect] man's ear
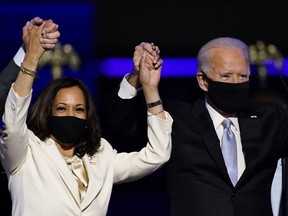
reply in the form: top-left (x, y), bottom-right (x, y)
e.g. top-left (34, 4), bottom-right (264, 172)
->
top-left (196, 72), bottom-right (208, 92)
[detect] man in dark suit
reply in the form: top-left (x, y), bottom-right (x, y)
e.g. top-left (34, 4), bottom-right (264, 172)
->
top-left (0, 17), bottom-right (60, 216)
top-left (108, 38), bottom-right (288, 216)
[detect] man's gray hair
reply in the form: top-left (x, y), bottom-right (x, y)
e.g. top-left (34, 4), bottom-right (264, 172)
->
top-left (197, 37), bottom-right (250, 73)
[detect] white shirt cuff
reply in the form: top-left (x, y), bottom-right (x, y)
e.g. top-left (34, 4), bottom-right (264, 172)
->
top-left (13, 47), bottom-right (25, 67)
top-left (118, 74), bottom-right (138, 99)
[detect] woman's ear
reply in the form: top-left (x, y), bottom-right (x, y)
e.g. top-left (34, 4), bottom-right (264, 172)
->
top-left (196, 72), bottom-right (208, 92)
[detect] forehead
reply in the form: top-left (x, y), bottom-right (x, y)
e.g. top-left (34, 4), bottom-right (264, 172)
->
top-left (209, 47), bottom-right (249, 73)
top-left (54, 86), bottom-right (85, 103)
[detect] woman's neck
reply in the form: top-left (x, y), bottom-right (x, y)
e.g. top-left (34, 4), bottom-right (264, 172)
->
top-left (51, 136), bottom-right (75, 157)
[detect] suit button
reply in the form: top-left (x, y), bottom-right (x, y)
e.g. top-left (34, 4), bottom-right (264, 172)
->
top-left (231, 192), bottom-right (238, 196)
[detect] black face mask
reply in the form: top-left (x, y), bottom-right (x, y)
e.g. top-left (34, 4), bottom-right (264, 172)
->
top-left (48, 116), bottom-right (87, 144)
top-left (202, 73), bottom-right (250, 114)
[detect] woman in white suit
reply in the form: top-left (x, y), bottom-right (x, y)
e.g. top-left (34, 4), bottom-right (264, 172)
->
top-left (0, 20), bottom-right (172, 215)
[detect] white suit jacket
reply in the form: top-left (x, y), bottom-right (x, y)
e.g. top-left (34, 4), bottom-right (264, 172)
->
top-left (0, 86), bottom-right (173, 216)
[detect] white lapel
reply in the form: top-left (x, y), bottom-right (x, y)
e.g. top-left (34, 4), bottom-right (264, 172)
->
top-left (39, 138), bottom-right (81, 206)
top-left (80, 154), bottom-right (104, 209)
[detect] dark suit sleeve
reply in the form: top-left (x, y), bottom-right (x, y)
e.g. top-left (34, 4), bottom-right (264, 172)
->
top-left (106, 87), bottom-right (148, 147)
top-left (0, 60), bottom-right (20, 117)
top-left (108, 87), bottom-right (147, 136)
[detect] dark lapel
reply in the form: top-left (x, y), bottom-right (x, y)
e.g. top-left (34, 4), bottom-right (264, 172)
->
top-left (192, 100), bottom-right (232, 185)
top-left (236, 110), bottom-right (262, 184)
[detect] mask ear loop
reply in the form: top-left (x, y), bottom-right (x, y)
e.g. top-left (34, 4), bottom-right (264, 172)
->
top-left (200, 70), bottom-right (210, 82)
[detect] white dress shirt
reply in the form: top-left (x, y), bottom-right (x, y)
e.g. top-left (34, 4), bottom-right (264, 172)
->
top-left (13, 47), bottom-right (25, 66)
top-left (206, 102), bottom-right (246, 181)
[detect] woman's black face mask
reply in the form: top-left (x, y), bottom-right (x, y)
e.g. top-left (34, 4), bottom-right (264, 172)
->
top-left (48, 116), bottom-right (87, 144)
top-left (201, 72), bottom-right (250, 115)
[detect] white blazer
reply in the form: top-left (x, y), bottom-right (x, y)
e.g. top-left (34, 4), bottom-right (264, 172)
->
top-left (0, 86), bottom-right (173, 216)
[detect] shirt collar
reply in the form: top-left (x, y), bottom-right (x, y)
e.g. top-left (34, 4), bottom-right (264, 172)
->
top-left (205, 99), bottom-right (240, 132)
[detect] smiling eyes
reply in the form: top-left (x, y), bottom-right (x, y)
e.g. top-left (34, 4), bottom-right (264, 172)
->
top-left (56, 106), bottom-right (85, 113)
top-left (220, 73), bottom-right (249, 81)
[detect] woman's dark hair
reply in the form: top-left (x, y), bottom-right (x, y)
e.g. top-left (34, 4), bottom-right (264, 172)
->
top-left (27, 77), bottom-right (101, 157)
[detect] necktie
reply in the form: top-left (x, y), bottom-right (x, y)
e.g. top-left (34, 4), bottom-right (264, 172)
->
top-left (221, 118), bottom-right (238, 186)
top-left (65, 156), bottom-right (88, 203)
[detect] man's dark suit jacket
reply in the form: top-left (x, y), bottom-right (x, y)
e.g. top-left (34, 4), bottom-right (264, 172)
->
top-left (108, 92), bottom-right (288, 216)
top-left (0, 60), bottom-right (19, 117)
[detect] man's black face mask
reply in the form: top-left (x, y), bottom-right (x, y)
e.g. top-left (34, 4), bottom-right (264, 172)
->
top-left (201, 72), bottom-right (250, 115)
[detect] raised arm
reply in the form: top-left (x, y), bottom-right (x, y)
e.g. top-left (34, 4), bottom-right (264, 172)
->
top-left (0, 17), bottom-right (60, 117)
top-left (107, 42), bottom-right (163, 139)
top-left (139, 53), bottom-right (165, 119)
top-left (127, 42), bottom-right (161, 88)
top-left (1, 21), bottom-right (51, 173)
top-left (112, 52), bottom-right (172, 183)
top-left (13, 21), bottom-right (46, 96)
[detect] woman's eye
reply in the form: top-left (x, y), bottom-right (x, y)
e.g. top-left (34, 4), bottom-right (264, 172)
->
top-left (76, 108), bottom-right (85, 112)
top-left (56, 107), bottom-right (66, 111)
